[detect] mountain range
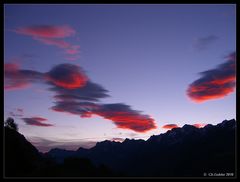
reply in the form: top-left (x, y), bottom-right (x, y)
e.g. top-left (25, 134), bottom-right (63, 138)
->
top-left (4, 119), bottom-right (236, 177)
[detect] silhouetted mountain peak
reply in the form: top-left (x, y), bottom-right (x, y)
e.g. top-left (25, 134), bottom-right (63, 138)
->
top-left (47, 148), bottom-right (75, 156)
top-left (123, 138), bottom-right (136, 144)
top-left (217, 119), bottom-right (236, 129)
top-left (182, 124), bottom-right (197, 130)
top-left (203, 123), bottom-right (214, 129)
top-left (48, 148), bottom-right (72, 153)
top-left (76, 147), bottom-right (88, 152)
top-left (46, 119), bottom-right (236, 157)
top-left (95, 140), bottom-right (116, 148)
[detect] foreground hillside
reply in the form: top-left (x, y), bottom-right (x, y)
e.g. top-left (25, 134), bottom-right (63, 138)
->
top-left (4, 127), bottom-right (114, 177)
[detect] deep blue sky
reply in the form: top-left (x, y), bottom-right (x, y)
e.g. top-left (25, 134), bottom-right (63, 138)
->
top-left (4, 4), bottom-right (236, 152)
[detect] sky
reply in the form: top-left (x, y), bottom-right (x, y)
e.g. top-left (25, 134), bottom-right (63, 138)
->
top-left (4, 4), bottom-right (236, 152)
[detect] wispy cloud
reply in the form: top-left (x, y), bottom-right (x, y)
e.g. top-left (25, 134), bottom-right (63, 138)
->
top-left (4, 63), bottom-right (44, 90)
top-left (187, 52), bottom-right (236, 103)
top-left (8, 108), bottom-right (24, 118)
top-left (194, 35), bottom-right (219, 50)
top-left (13, 25), bottom-right (75, 38)
top-left (13, 25), bottom-right (80, 61)
top-left (22, 117), bottom-right (54, 127)
top-left (9, 112), bottom-right (23, 117)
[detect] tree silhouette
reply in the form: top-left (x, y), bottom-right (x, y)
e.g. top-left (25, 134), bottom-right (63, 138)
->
top-left (5, 117), bottom-right (18, 131)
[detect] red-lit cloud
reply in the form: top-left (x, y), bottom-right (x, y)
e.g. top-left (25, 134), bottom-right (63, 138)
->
top-left (51, 101), bottom-right (99, 117)
top-left (51, 81), bottom-right (109, 102)
top-left (65, 45), bottom-right (80, 55)
top-left (4, 63), bottom-right (19, 72)
top-left (187, 52), bottom-right (236, 103)
top-left (13, 25), bottom-right (80, 61)
top-left (162, 124), bottom-right (179, 129)
top-left (98, 112), bottom-right (156, 132)
top-left (4, 63), bottom-right (30, 90)
top-left (192, 123), bottom-right (207, 128)
top-left (14, 25), bottom-right (75, 38)
top-left (22, 117), bottom-right (54, 127)
top-left (4, 63), bottom-right (44, 91)
top-left (4, 82), bottom-right (30, 91)
top-left (46, 64), bottom-right (88, 89)
top-left (92, 104), bottom-right (157, 133)
top-left (32, 117), bottom-right (48, 121)
top-left (47, 68), bottom-right (156, 132)
top-left (51, 101), bottom-right (157, 132)
top-left (5, 62), bottom-right (157, 132)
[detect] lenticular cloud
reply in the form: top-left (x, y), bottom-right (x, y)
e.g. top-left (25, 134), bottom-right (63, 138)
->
top-left (22, 117), bottom-right (53, 127)
top-left (13, 25), bottom-right (80, 61)
top-left (162, 124), bottom-right (179, 129)
top-left (14, 25), bottom-right (76, 38)
top-left (187, 52), bottom-right (236, 103)
top-left (4, 63), bottom-right (44, 90)
top-left (91, 103), bottom-right (157, 133)
top-left (4, 62), bottom-right (157, 133)
top-left (46, 64), bottom-right (88, 89)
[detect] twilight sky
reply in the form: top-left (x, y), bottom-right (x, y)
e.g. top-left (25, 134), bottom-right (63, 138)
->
top-left (4, 4), bottom-right (236, 152)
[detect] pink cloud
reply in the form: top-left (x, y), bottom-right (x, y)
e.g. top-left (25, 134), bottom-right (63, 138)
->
top-left (4, 82), bottom-right (30, 91)
top-left (4, 63), bottom-right (19, 72)
top-left (31, 117), bottom-right (48, 122)
top-left (162, 124), bottom-right (179, 130)
top-left (4, 63), bottom-right (44, 91)
top-left (14, 25), bottom-right (75, 38)
top-left (46, 64), bottom-right (88, 89)
top-left (13, 25), bottom-right (80, 61)
top-left (95, 111), bottom-right (157, 133)
top-left (91, 104), bottom-right (157, 133)
top-left (22, 117), bottom-right (54, 127)
top-left (5, 63), bottom-right (157, 133)
top-left (65, 45), bottom-right (80, 55)
top-left (193, 123), bottom-right (207, 128)
top-left (4, 63), bottom-right (30, 90)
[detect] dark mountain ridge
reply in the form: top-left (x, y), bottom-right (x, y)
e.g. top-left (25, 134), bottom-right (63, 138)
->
top-left (46, 119), bottom-right (236, 177)
top-left (4, 119), bottom-right (236, 177)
